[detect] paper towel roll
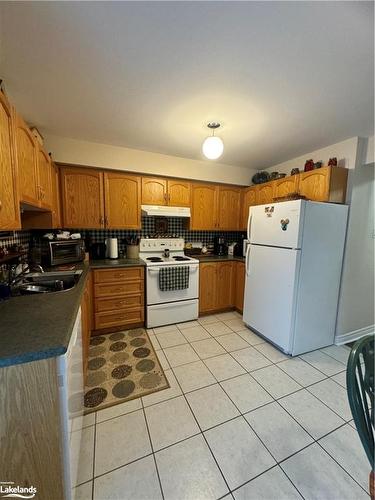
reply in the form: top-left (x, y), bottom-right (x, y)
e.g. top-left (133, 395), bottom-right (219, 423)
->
top-left (107, 238), bottom-right (118, 259)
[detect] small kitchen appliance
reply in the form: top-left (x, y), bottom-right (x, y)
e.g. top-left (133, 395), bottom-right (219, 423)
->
top-left (41, 239), bottom-right (85, 267)
top-left (214, 236), bottom-right (228, 256)
top-left (90, 242), bottom-right (107, 260)
top-left (139, 238), bottom-right (199, 328)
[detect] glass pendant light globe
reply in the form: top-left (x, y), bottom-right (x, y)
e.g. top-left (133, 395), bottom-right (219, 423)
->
top-left (202, 135), bottom-right (224, 160)
top-left (202, 122), bottom-right (224, 160)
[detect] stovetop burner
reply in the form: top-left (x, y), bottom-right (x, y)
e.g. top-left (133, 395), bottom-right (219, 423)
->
top-left (173, 256), bottom-right (190, 261)
top-left (147, 257), bottom-right (163, 262)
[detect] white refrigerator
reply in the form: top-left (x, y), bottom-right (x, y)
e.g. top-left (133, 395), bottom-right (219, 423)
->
top-left (243, 199), bottom-right (348, 356)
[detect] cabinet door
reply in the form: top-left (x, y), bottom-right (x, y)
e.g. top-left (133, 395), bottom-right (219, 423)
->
top-left (218, 186), bottom-right (241, 230)
top-left (216, 261), bottom-right (234, 310)
top-left (61, 167), bottom-right (104, 228)
top-left (37, 147), bottom-right (53, 209)
top-left (234, 261), bottom-right (245, 312)
top-left (104, 172), bottom-right (141, 229)
top-left (81, 273), bottom-right (92, 381)
top-left (298, 168), bottom-right (330, 201)
top-left (241, 187), bottom-right (257, 230)
top-left (273, 175), bottom-right (299, 200)
top-left (51, 164), bottom-right (61, 228)
top-left (199, 262), bottom-right (218, 314)
top-left (256, 182), bottom-right (274, 205)
top-left (0, 93), bottom-right (20, 230)
top-left (14, 112), bottom-right (39, 206)
top-left (190, 184), bottom-right (218, 230)
top-left (142, 177), bottom-right (167, 205)
top-left (167, 180), bottom-right (191, 207)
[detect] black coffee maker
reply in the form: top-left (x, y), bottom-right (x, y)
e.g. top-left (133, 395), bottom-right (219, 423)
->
top-left (214, 236), bottom-right (228, 256)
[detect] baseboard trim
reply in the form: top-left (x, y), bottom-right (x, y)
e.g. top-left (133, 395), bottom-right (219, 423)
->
top-left (335, 324), bottom-right (375, 345)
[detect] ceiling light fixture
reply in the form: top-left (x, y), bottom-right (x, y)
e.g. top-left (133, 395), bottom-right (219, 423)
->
top-left (202, 122), bottom-right (224, 160)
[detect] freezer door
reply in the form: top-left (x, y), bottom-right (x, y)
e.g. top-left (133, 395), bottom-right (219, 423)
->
top-left (249, 199), bottom-right (304, 248)
top-left (243, 244), bottom-right (300, 353)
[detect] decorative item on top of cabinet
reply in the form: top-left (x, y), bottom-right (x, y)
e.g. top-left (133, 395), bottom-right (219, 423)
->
top-left (60, 166), bottom-right (105, 229)
top-left (191, 183), bottom-right (219, 230)
top-left (141, 177), bottom-right (191, 207)
top-left (298, 166), bottom-right (347, 203)
top-left (256, 181), bottom-right (274, 205)
top-left (13, 110), bottom-right (39, 207)
top-left (0, 91), bottom-right (20, 230)
top-left (218, 186), bottom-right (241, 230)
top-left (104, 172), bottom-right (141, 229)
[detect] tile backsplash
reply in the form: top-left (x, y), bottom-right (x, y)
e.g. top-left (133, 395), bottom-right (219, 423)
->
top-left (1, 218), bottom-right (246, 258)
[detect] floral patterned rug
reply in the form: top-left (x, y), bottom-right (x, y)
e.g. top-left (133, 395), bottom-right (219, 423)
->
top-left (84, 328), bottom-right (169, 414)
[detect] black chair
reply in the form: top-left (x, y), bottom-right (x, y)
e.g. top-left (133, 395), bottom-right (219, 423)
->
top-left (346, 335), bottom-right (374, 498)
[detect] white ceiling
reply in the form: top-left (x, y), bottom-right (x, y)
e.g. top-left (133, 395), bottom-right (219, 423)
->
top-left (0, 1), bottom-right (373, 169)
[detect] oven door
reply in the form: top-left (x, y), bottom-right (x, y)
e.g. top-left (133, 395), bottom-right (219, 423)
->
top-left (146, 264), bottom-right (199, 305)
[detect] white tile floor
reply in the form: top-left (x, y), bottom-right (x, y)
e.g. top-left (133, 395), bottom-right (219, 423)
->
top-left (75, 314), bottom-right (368, 500)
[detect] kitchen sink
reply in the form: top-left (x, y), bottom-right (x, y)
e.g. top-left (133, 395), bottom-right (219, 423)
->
top-left (15, 270), bottom-right (83, 295)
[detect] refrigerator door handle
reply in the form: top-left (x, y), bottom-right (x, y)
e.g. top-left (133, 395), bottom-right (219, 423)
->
top-left (245, 244), bottom-right (251, 276)
top-left (247, 213), bottom-right (252, 240)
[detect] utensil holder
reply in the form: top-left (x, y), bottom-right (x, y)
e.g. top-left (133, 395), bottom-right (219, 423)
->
top-left (127, 245), bottom-right (139, 259)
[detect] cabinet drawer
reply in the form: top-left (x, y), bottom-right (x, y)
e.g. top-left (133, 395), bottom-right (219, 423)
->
top-left (94, 281), bottom-right (143, 298)
top-left (95, 295), bottom-right (143, 312)
top-left (93, 267), bottom-right (144, 284)
top-left (95, 308), bottom-right (144, 330)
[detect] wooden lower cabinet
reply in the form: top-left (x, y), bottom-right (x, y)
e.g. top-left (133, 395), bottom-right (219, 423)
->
top-left (81, 272), bottom-right (93, 380)
top-left (199, 260), bottom-right (246, 315)
top-left (234, 261), bottom-right (245, 313)
top-left (199, 261), bottom-right (234, 314)
top-left (93, 267), bottom-right (144, 332)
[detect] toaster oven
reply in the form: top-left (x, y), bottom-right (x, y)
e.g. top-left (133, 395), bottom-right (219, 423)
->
top-left (41, 240), bottom-right (85, 267)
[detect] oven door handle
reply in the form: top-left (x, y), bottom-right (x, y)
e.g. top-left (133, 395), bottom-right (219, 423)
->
top-left (147, 266), bottom-right (198, 272)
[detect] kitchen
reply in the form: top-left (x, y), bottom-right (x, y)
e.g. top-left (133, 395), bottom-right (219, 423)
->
top-left (0, 2), bottom-right (374, 500)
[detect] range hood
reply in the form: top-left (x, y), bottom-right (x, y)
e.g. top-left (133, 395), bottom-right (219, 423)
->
top-left (141, 205), bottom-right (191, 218)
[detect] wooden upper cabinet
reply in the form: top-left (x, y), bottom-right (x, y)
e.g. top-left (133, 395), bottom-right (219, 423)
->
top-left (51, 164), bottom-right (61, 228)
top-left (0, 93), bottom-right (20, 230)
top-left (257, 182), bottom-right (274, 205)
top-left (104, 172), bottom-right (141, 229)
top-left (60, 167), bottom-right (104, 228)
top-left (14, 112), bottom-right (39, 206)
top-left (298, 166), bottom-right (347, 203)
top-left (218, 186), bottom-right (241, 230)
top-left (199, 262), bottom-right (218, 314)
top-left (167, 180), bottom-right (191, 207)
top-left (241, 186), bottom-right (257, 230)
top-left (273, 175), bottom-right (299, 200)
top-left (190, 183), bottom-right (218, 230)
top-left (141, 177), bottom-right (167, 205)
top-left (37, 146), bottom-right (53, 210)
top-left (298, 168), bottom-right (329, 202)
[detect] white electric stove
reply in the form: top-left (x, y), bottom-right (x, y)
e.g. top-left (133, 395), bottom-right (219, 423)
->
top-left (139, 238), bottom-right (199, 328)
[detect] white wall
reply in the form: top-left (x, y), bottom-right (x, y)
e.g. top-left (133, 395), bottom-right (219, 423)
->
top-left (44, 134), bottom-right (257, 186)
top-left (335, 163), bottom-right (375, 342)
top-left (264, 137), bottom-right (359, 175)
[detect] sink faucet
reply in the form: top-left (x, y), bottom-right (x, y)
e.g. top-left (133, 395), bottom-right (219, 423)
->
top-left (9, 263), bottom-right (44, 286)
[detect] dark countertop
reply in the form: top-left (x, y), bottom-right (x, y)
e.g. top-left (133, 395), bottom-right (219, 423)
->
top-left (88, 258), bottom-right (145, 268)
top-left (0, 258), bottom-right (145, 369)
top-left (195, 254), bottom-right (245, 263)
